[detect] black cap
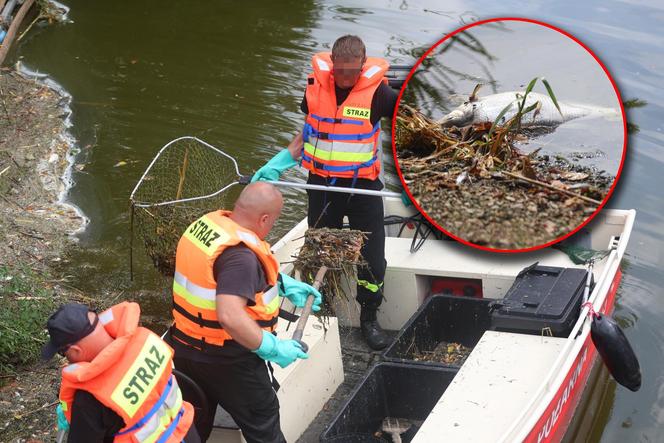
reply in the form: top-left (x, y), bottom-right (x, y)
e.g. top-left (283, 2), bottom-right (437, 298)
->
top-left (41, 303), bottom-right (97, 360)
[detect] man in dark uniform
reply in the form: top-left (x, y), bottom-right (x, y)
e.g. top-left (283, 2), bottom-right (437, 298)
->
top-left (253, 35), bottom-right (398, 350)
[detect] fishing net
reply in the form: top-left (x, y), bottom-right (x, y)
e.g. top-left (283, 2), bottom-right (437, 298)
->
top-left (130, 137), bottom-right (244, 276)
top-left (553, 243), bottom-right (610, 265)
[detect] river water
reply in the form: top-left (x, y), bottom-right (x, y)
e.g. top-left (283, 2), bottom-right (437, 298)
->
top-left (10, 1), bottom-right (664, 441)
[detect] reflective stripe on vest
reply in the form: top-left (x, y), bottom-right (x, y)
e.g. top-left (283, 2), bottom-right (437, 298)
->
top-left (301, 151), bottom-right (378, 173)
top-left (116, 375), bottom-right (184, 443)
top-left (304, 140), bottom-right (375, 163)
top-left (173, 271), bottom-right (279, 315)
top-left (262, 285), bottom-right (280, 314)
top-left (173, 271), bottom-right (216, 310)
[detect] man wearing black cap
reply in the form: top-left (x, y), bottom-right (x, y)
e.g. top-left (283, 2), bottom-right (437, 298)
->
top-left (43, 302), bottom-right (199, 443)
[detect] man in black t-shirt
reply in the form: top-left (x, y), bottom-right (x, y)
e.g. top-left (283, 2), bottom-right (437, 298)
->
top-left (170, 182), bottom-right (321, 443)
top-left (253, 36), bottom-right (398, 350)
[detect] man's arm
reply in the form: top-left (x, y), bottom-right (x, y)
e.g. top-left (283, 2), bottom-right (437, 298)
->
top-left (215, 294), bottom-right (263, 350)
top-left (286, 131), bottom-right (303, 161)
top-left (373, 82), bottom-right (399, 122)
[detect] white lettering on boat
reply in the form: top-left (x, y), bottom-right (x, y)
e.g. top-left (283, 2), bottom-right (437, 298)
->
top-left (537, 348), bottom-right (588, 443)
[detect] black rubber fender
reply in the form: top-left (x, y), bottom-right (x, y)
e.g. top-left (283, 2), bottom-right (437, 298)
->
top-left (590, 313), bottom-right (641, 392)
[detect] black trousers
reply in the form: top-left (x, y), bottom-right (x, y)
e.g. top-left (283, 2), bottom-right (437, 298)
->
top-left (173, 355), bottom-right (285, 443)
top-left (306, 174), bottom-right (387, 310)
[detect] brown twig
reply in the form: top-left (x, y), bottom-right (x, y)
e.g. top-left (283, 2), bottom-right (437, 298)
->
top-left (0, 0), bottom-right (36, 67)
top-left (0, 193), bottom-right (25, 210)
top-left (500, 170), bottom-right (602, 206)
top-left (16, 12), bottom-right (44, 42)
top-left (175, 147), bottom-right (189, 201)
top-left (14, 400), bottom-right (59, 420)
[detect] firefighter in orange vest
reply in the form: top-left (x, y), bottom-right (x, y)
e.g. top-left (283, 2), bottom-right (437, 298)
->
top-left (168, 181), bottom-right (322, 443)
top-left (42, 301), bottom-right (199, 443)
top-left (252, 35), bottom-right (398, 350)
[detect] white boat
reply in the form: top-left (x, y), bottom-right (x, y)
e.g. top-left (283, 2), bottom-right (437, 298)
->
top-left (208, 198), bottom-right (636, 442)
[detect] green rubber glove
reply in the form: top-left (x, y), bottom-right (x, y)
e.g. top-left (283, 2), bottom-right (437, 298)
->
top-left (251, 149), bottom-right (298, 183)
top-left (253, 330), bottom-right (308, 368)
top-left (278, 272), bottom-right (322, 312)
top-left (401, 190), bottom-right (413, 207)
top-left (56, 404), bottom-right (69, 432)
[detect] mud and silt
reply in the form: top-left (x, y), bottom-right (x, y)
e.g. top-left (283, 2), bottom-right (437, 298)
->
top-left (410, 340), bottom-right (473, 366)
top-left (395, 105), bottom-right (614, 249)
top-left (0, 70), bottom-right (86, 442)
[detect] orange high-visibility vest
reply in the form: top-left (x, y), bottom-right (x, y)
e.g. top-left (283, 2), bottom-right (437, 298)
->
top-left (171, 210), bottom-right (280, 351)
top-left (301, 52), bottom-right (389, 180)
top-left (59, 302), bottom-right (194, 443)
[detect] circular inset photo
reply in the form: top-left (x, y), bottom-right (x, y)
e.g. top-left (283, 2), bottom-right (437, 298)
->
top-left (393, 18), bottom-right (626, 252)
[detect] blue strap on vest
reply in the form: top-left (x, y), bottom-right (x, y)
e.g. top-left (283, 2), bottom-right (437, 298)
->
top-left (303, 121), bottom-right (380, 142)
top-left (301, 152), bottom-right (378, 173)
top-left (309, 113), bottom-right (364, 126)
top-left (115, 375), bottom-right (175, 437)
top-left (155, 407), bottom-right (185, 443)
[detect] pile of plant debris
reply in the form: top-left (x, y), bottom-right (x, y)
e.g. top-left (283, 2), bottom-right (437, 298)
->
top-left (395, 102), bottom-right (613, 249)
top-left (411, 340), bottom-right (473, 366)
top-left (293, 227), bottom-right (367, 312)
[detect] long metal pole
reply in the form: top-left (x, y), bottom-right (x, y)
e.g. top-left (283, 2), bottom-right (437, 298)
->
top-left (268, 180), bottom-right (402, 198)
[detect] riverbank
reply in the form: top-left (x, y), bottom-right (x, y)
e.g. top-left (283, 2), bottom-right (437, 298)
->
top-left (0, 68), bottom-right (88, 442)
top-left (395, 105), bottom-right (615, 249)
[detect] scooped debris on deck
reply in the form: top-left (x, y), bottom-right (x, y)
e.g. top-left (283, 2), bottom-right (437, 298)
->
top-left (293, 227), bottom-right (367, 314)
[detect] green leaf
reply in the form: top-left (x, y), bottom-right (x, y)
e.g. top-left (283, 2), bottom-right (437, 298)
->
top-left (489, 102), bottom-right (514, 137)
top-left (623, 98), bottom-right (647, 109)
top-left (521, 101), bottom-right (540, 115)
top-left (524, 77), bottom-right (539, 97)
top-left (541, 78), bottom-right (563, 116)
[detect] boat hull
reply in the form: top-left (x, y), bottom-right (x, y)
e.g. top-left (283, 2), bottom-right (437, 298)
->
top-left (525, 268), bottom-right (621, 443)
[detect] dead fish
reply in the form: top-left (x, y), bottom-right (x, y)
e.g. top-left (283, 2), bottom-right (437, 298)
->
top-left (437, 91), bottom-right (619, 128)
top-left (456, 170), bottom-right (469, 185)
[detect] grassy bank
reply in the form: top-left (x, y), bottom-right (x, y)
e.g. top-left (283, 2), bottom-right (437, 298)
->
top-left (0, 265), bottom-right (60, 381)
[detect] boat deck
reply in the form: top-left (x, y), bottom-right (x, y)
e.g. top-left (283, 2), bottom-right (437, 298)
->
top-left (209, 206), bottom-right (632, 442)
top-left (413, 331), bottom-right (566, 442)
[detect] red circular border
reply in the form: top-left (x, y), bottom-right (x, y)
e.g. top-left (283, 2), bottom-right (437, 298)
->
top-left (391, 17), bottom-right (628, 254)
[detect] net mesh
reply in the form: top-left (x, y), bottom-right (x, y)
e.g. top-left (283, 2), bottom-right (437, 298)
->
top-left (130, 137), bottom-right (241, 276)
top-left (553, 243), bottom-right (610, 265)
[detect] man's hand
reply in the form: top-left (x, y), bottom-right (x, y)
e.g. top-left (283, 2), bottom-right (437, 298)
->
top-left (253, 330), bottom-right (308, 368)
top-left (401, 189), bottom-right (413, 207)
top-left (278, 273), bottom-right (323, 312)
top-left (56, 404), bottom-right (69, 432)
top-left (286, 131), bottom-right (304, 161)
top-left (250, 132), bottom-right (302, 183)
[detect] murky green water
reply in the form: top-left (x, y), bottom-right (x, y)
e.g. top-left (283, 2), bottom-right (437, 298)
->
top-left (11, 1), bottom-right (664, 441)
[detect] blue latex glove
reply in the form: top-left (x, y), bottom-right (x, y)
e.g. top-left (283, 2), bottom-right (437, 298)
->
top-left (56, 404), bottom-right (69, 432)
top-left (251, 149), bottom-right (298, 183)
top-left (278, 272), bottom-right (322, 312)
top-left (401, 190), bottom-right (413, 207)
top-left (253, 330), bottom-right (308, 368)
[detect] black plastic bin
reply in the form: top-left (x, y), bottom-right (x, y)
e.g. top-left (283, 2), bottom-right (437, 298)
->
top-left (490, 264), bottom-right (588, 337)
top-left (320, 362), bottom-right (458, 442)
top-left (383, 294), bottom-right (492, 367)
